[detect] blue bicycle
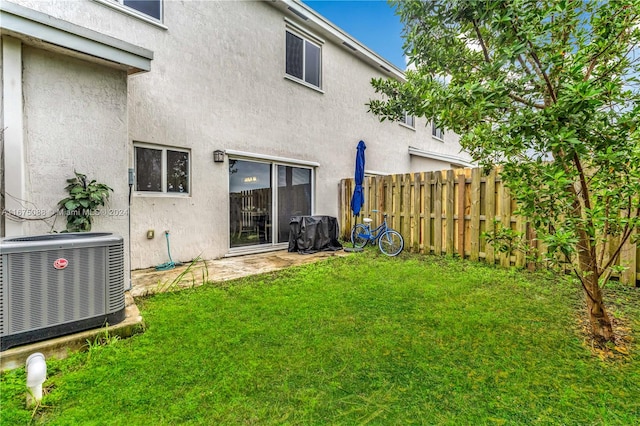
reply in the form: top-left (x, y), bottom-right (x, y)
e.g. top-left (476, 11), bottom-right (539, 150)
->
top-left (350, 210), bottom-right (404, 256)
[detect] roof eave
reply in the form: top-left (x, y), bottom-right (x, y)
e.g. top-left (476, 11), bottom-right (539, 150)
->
top-left (0, 1), bottom-right (153, 74)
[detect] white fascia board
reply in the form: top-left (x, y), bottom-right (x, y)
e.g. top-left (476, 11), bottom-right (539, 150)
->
top-left (225, 149), bottom-right (320, 168)
top-left (408, 147), bottom-right (475, 168)
top-left (0, 1), bottom-right (153, 73)
top-left (364, 170), bottom-right (389, 176)
top-left (275, 0), bottom-right (406, 82)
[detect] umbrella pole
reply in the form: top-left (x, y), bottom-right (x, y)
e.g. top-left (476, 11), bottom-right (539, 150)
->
top-left (345, 214), bottom-right (363, 253)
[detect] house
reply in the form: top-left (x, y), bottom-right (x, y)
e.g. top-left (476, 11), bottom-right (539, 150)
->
top-left (1, 0), bottom-right (473, 282)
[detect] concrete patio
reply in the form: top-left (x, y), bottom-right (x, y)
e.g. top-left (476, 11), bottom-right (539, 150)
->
top-left (1, 249), bottom-right (348, 371)
top-left (130, 249), bottom-right (349, 297)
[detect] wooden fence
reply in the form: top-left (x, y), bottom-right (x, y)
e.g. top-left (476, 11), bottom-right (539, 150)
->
top-left (338, 167), bottom-right (639, 286)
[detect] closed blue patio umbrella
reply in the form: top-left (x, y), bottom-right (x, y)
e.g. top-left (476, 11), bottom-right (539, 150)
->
top-left (350, 140), bottom-right (366, 217)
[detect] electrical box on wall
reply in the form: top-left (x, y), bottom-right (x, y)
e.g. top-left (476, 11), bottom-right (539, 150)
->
top-left (128, 168), bottom-right (135, 186)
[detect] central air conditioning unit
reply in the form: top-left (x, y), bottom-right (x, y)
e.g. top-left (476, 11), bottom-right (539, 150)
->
top-left (0, 233), bottom-right (126, 351)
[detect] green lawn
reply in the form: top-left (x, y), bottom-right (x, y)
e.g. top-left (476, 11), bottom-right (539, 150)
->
top-left (2, 252), bottom-right (639, 425)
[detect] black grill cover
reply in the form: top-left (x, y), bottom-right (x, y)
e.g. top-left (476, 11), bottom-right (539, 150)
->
top-left (288, 216), bottom-right (343, 254)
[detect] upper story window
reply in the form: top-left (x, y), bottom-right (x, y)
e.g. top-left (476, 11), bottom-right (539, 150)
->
top-left (120, 0), bottom-right (162, 20)
top-left (135, 144), bottom-right (190, 194)
top-left (286, 30), bottom-right (322, 89)
top-left (402, 112), bottom-right (415, 128)
top-left (432, 120), bottom-right (445, 140)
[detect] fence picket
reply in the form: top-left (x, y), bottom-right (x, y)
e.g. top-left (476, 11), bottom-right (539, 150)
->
top-left (402, 173), bottom-right (411, 239)
top-left (485, 170), bottom-right (496, 265)
top-left (457, 173), bottom-right (466, 258)
top-left (391, 175), bottom-right (399, 230)
top-left (385, 176), bottom-right (392, 222)
top-left (412, 173), bottom-right (422, 253)
top-left (470, 168), bottom-right (481, 261)
top-left (500, 183), bottom-right (512, 267)
top-left (434, 171), bottom-right (443, 255)
top-left (620, 229), bottom-right (637, 285)
top-left (515, 215), bottom-right (526, 268)
top-left (446, 170), bottom-right (455, 256)
top-left (424, 172), bottom-right (433, 254)
top-left (375, 176), bottom-right (384, 213)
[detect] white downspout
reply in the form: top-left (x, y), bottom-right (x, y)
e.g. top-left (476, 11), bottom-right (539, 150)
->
top-left (25, 353), bottom-right (47, 406)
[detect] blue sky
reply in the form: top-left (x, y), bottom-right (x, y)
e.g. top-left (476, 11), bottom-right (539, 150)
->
top-left (301, 1), bottom-right (406, 70)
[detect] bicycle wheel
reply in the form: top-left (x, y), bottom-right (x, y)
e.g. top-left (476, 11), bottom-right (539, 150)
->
top-left (378, 229), bottom-right (404, 256)
top-left (351, 224), bottom-right (369, 248)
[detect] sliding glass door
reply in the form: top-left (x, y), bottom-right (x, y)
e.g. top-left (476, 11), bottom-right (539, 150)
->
top-left (229, 160), bottom-right (272, 248)
top-left (277, 165), bottom-right (311, 243)
top-left (229, 159), bottom-right (312, 249)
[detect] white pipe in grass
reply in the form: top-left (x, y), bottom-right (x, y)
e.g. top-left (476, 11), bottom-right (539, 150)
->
top-left (26, 353), bottom-right (46, 406)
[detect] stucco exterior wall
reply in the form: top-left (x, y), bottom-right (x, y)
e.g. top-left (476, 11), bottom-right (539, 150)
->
top-left (5, 0), bottom-right (473, 269)
top-left (0, 41), bottom-right (4, 238)
top-left (409, 156), bottom-right (460, 173)
top-left (19, 46), bottom-right (130, 275)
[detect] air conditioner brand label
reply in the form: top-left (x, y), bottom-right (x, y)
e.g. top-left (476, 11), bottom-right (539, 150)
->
top-left (53, 258), bottom-right (69, 270)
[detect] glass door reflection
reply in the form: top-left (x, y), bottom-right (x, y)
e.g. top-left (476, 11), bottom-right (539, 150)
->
top-left (277, 165), bottom-right (311, 243)
top-left (229, 159), bottom-right (272, 248)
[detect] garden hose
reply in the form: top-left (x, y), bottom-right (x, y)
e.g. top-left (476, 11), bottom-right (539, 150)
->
top-left (155, 231), bottom-right (182, 271)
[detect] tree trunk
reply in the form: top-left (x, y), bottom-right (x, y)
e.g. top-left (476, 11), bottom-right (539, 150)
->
top-left (574, 224), bottom-right (614, 341)
top-left (583, 272), bottom-right (614, 342)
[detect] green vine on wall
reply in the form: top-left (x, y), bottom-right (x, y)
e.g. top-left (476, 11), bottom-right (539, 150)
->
top-left (58, 171), bottom-right (113, 232)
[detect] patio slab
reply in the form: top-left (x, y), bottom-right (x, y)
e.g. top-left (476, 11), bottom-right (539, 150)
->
top-left (130, 249), bottom-right (349, 297)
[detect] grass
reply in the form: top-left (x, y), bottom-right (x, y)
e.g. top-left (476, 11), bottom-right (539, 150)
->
top-left (1, 252), bottom-right (639, 425)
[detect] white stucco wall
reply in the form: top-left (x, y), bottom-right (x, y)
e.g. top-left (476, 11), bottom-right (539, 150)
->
top-left (18, 45), bottom-right (130, 277)
top-left (6, 0), bottom-right (473, 269)
top-left (0, 40), bottom-right (5, 238)
top-left (21, 46), bottom-right (128, 230)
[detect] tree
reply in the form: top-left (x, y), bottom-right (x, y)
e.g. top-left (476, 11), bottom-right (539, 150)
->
top-left (369, 0), bottom-right (640, 342)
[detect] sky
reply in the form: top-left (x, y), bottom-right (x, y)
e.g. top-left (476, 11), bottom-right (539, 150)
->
top-left (301, 1), bottom-right (406, 70)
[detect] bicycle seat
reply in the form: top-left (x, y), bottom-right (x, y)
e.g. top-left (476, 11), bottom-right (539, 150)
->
top-left (363, 217), bottom-right (373, 223)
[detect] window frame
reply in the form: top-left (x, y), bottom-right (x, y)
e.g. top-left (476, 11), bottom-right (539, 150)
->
top-left (93, 0), bottom-right (165, 28)
top-left (399, 112), bottom-right (415, 130)
top-left (134, 142), bottom-right (191, 197)
top-left (432, 120), bottom-right (445, 141)
top-left (284, 26), bottom-right (323, 91)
